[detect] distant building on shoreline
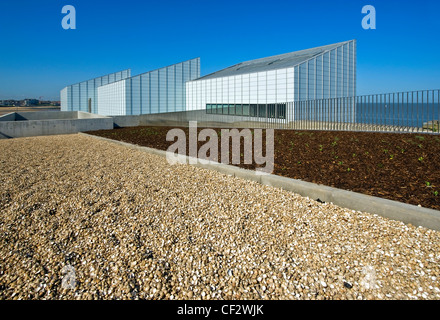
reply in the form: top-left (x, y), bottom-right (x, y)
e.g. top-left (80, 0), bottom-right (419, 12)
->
top-left (0, 99), bottom-right (60, 107)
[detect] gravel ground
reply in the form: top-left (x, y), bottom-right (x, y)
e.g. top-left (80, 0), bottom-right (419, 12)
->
top-left (0, 134), bottom-right (440, 300)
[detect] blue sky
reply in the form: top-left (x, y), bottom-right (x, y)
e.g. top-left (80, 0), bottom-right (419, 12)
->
top-left (0, 0), bottom-right (439, 100)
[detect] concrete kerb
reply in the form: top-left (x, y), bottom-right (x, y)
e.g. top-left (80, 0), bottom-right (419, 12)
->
top-left (79, 132), bottom-right (440, 232)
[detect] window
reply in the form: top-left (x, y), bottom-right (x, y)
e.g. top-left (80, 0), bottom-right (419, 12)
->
top-left (267, 104), bottom-right (276, 118)
top-left (235, 104), bottom-right (242, 116)
top-left (242, 104), bottom-right (250, 116)
top-left (277, 103), bottom-right (286, 119)
top-left (258, 104), bottom-right (267, 118)
top-left (250, 104), bottom-right (258, 117)
top-left (205, 103), bottom-right (286, 119)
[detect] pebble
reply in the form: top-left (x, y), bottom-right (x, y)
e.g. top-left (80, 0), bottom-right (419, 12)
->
top-left (0, 134), bottom-right (440, 300)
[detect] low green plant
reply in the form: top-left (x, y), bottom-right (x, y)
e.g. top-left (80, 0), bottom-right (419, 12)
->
top-left (426, 181), bottom-right (432, 187)
top-left (295, 132), bottom-right (311, 136)
top-left (418, 156), bottom-right (424, 162)
top-left (141, 128), bottom-right (159, 136)
top-left (331, 137), bottom-right (339, 147)
top-left (434, 191), bottom-right (439, 197)
top-left (319, 145), bottom-right (324, 152)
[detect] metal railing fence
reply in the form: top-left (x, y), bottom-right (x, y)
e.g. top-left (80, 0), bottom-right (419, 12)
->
top-left (188, 89), bottom-right (440, 133)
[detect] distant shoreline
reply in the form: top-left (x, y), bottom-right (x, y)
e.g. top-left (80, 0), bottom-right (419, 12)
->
top-left (0, 105), bottom-right (60, 108)
top-left (0, 106), bottom-right (60, 116)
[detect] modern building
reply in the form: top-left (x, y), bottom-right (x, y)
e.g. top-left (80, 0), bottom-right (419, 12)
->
top-left (22, 99), bottom-right (40, 107)
top-left (186, 40), bottom-right (356, 121)
top-left (96, 58), bottom-right (200, 116)
top-left (61, 69), bottom-right (132, 113)
top-left (60, 40), bottom-right (356, 119)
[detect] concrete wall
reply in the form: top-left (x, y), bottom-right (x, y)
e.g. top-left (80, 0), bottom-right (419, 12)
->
top-left (11, 111), bottom-right (79, 121)
top-left (0, 112), bottom-right (16, 121)
top-left (0, 111), bottom-right (113, 139)
top-left (112, 110), bottom-right (274, 128)
top-left (0, 110), bottom-right (264, 139)
top-left (0, 111), bottom-right (112, 121)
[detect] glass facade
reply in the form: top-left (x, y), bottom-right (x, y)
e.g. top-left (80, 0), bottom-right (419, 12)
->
top-left (206, 103), bottom-right (286, 119)
top-left (61, 40), bottom-right (356, 120)
top-left (96, 81), bottom-right (127, 116)
top-left (60, 70), bottom-right (131, 113)
top-left (294, 40), bottom-right (356, 101)
top-left (186, 68), bottom-right (295, 111)
top-left (190, 40), bottom-right (356, 121)
top-left (97, 58), bottom-right (200, 116)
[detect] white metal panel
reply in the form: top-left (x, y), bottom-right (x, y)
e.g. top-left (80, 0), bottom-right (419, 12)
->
top-left (168, 67), bottom-right (176, 112)
top-left (257, 72), bottom-right (267, 104)
top-left (222, 77), bottom-right (228, 103)
top-left (97, 80), bottom-right (127, 116)
top-left (197, 81), bottom-right (202, 110)
top-left (131, 77), bottom-right (141, 115)
top-left (242, 74), bottom-right (250, 104)
top-left (60, 87), bottom-right (68, 111)
top-left (80, 82), bottom-right (87, 111)
top-left (185, 82), bottom-right (193, 111)
top-left (234, 75), bottom-right (242, 104)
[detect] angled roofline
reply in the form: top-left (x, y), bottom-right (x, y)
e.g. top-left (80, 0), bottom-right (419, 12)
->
top-left (193, 40), bottom-right (356, 81)
top-left (62, 69), bottom-right (132, 88)
top-left (96, 57), bottom-right (201, 87)
top-left (133, 57), bottom-right (200, 78)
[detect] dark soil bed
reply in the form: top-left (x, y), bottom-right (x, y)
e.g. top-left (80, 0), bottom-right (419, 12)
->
top-left (86, 126), bottom-right (440, 211)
